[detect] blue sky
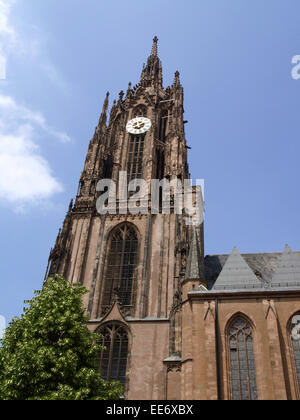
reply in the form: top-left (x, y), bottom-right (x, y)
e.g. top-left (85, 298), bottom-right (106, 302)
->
top-left (0, 0), bottom-right (300, 323)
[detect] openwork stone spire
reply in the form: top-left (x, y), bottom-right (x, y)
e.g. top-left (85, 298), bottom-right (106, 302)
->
top-left (140, 36), bottom-right (162, 88)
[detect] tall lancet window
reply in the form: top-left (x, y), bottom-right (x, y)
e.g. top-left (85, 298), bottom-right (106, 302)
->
top-left (227, 316), bottom-right (258, 400)
top-left (159, 109), bottom-right (168, 142)
top-left (99, 323), bottom-right (129, 386)
top-left (102, 224), bottom-right (138, 308)
top-left (289, 313), bottom-right (300, 396)
top-left (126, 105), bottom-right (147, 185)
top-left (156, 110), bottom-right (168, 181)
top-left (127, 134), bottom-right (145, 183)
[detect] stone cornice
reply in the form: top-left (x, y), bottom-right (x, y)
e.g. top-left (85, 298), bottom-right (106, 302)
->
top-left (188, 288), bottom-right (300, 300)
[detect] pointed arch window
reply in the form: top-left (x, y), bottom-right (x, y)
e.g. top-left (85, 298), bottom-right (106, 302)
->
top-left (103, 155), bottom-right (114, 179)
top-left (127, 105), bottom-right (147, 184)
top-left (102, 224), bottom-right (138, 308)
top-left (127, 134), bottom-right (145, 183)
top-left (227, 316), bottom-right (258, 400)
top-left (289, 313), bottom-right (300, 396)
top-left (99, 323), bottom-right (129, 386)
top-left (159, 109), bottom-right (168, 142)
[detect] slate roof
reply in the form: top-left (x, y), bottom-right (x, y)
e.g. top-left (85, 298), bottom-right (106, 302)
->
top-left (212, 247), bottom-right (263, 291)
top-left (271, 245), bottom-right (300, 288)
top-left (205, 246), bottom-right (300, 291)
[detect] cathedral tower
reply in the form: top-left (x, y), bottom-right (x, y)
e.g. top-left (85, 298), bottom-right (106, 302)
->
top-left (45, 38), bottom-right (300, 401)
top-left (45, 38), bottom-right (205, 399)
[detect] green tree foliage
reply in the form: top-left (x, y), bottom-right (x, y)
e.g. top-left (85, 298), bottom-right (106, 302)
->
top-left (0, 276), bottom-right (123, 400)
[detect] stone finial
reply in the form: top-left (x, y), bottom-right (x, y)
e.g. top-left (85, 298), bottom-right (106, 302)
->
top-left (126, 82), bottom-right (132, 100)
top-left (118, 90), bottom-right (124, 102)
top-left (104, 91), bottom-right (109, 106)
top-left (151, 36), bottom-right (159, 56)
top-left (68, 199), bottom-right (73, 213)
top-left (173, 70), bottom-right (181, 88)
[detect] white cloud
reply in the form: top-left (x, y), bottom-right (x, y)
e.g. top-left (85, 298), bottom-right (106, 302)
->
top-left (0, 54), bottom-right (6, 79)
top-left (0, 94), bottom-right (68, 209)
top-left (0, 3), bottom-right (71, 211)
top-left (0, 0), bottom-right (16, 79)
top-left (0, 0), bottom-right (68, 90)
top-left (0, 94), bottom-right (71, 143)
top-left (0, 0), bottom-right (16, 40)
top-left (0, 130), bottom-right (62, 203)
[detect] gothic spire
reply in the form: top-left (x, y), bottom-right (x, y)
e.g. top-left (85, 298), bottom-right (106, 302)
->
top-left (102, 91), bottom-right (109, 115)
top-left (126, 81), bottom-right (132, 97)
top-left (68, 199), bottom-right (73, 214)
top-left (97, 91), bottom-right (109, 131)
top-left (118, 90), bottom-right (124, 103)
top-left (140, 36), bottom-right (163, 88)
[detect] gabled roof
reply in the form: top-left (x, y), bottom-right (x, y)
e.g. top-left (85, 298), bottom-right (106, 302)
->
top-left (212, 247), bottom-right (263, 291)
top-left (271, 245), bottom-right (300, 288)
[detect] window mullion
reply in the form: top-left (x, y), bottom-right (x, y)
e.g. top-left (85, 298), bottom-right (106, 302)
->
top-left (117, 334), bottom-right (122, 381)
top-left (244, 332), bottom-right (252, 400)
top-left (236, 332), bottom-right (242, 401)
top-left (137, 135), bottom-right (142, 178)
top-left (118, 227), bottom-right (127, 292)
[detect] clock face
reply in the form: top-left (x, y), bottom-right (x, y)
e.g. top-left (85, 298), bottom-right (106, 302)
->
top-left (126, 117), bottom-right (151, 135)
